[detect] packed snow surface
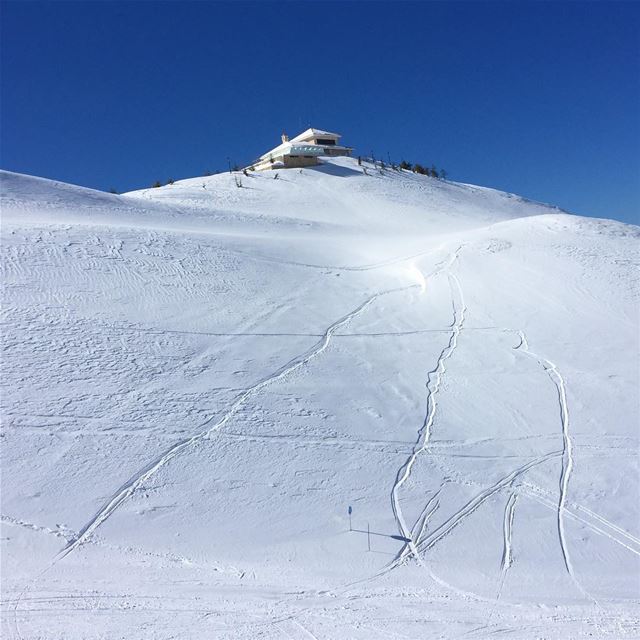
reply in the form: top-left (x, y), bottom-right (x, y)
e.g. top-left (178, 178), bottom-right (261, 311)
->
top-left (1, 156), bottom-right (639, 639)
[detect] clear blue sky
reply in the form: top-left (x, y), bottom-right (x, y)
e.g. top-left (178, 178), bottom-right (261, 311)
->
top-left (2, 1), bottom-right (638, 223)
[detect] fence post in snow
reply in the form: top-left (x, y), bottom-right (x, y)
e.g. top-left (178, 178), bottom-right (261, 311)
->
top-left (348, 505), bottom-right (352, 531)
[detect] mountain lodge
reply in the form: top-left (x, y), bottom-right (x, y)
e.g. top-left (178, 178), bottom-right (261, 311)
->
top-left (251, 128), bottom-right (353, 171)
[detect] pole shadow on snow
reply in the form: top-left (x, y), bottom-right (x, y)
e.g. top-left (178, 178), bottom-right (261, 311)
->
top-left (351, 529), bottom-right (410, 543)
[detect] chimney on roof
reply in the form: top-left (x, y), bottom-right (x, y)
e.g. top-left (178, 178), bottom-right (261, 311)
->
top-left (281, 132), bottom-right (289, 143)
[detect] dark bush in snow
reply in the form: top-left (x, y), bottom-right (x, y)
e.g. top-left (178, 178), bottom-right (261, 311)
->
top-left (413, 163), bottom-right (426, 175)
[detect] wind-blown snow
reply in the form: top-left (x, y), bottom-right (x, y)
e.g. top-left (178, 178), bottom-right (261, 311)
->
top-left (1, 157), bottom-right (639, 639)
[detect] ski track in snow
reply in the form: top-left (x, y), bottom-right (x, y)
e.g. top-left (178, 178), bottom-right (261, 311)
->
top-left (393, 488), bottom-right (443, 569)
top-left (501, 490), bottom-right (518, 572)
top-left (486, 489), bottom-right (519, 626)
top-left (57, 282), bottom-right (418, 561)
top-left (521, 484), bottom-right (640, 557)
top-left (390, 250), bottom-right (466, 567)
top-left (410, 488), bottom-right (442, 559)
top-left (527, 482), bottom-right (640, 549)
top-left (513, 332), bottom-right (608, 628)
top-left (365, 452), bottom-right (563, 601)
top-left (513, 332), bottom-right (576, 577)
top-left (414, 450), bottom-right (562, 556)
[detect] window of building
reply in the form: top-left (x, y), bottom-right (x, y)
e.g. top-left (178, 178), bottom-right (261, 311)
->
top-left (315, 138), bottom-right (336, 146)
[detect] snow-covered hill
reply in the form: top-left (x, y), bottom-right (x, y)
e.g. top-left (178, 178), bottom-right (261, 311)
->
top-left (2, 157), bottom-right (639, 639)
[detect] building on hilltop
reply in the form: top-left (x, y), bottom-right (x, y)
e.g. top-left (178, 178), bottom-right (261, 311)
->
top-left (250, 128), bottom-right (353, 171)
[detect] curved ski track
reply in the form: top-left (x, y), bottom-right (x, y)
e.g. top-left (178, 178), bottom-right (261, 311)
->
top-left (390, 268), bottom-right (466, 565)
top-left (501, 490), bottom-right (518, 572)
top-left (513, 332), bottom-right (608, 625)
top-left (57, 283), bottom-right (418, 560)
top-left (513, 331), bottom-right (575, 577)
top-left (485, 489), bottom-right (519, 626)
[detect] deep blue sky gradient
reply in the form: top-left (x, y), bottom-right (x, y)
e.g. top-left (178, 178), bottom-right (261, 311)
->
top-left (2, 0), bottom-right (639, 223)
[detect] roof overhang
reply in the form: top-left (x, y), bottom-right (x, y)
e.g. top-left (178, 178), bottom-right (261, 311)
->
top-left (260, 143), bottom-right (325, 159)
top-left (290, 128), bottom-right (342, 143)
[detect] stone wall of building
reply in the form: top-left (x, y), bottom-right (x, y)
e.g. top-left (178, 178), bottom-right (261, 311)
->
top-left (283, 155), bottom-right (319, 168)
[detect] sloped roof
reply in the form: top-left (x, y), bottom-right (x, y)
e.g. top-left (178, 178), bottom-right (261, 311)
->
top-left (290, 128), bottom-right (342, 143)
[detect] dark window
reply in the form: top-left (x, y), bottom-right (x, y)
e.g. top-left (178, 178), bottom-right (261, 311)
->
top-left (304, 156), bottom-right (313, 158)
top-left (315, 138), bottom-right (336, 146)
top-left (289, 155), bottom-right (299, 158)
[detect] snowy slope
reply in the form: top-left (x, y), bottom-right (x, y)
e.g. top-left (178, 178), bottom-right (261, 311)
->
top-left (1, 157), bottom-right (639, 639)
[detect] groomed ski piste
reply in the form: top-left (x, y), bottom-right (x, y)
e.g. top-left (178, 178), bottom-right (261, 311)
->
top-left (1, 156), bottom-right (639, 639)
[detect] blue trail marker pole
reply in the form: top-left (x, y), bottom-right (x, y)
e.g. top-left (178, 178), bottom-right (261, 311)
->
top-left (348, 506), bottom-right (352, 531)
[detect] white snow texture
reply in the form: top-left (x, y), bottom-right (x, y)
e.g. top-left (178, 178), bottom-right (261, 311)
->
top-left (1, 156), bottom-right (639, 639)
